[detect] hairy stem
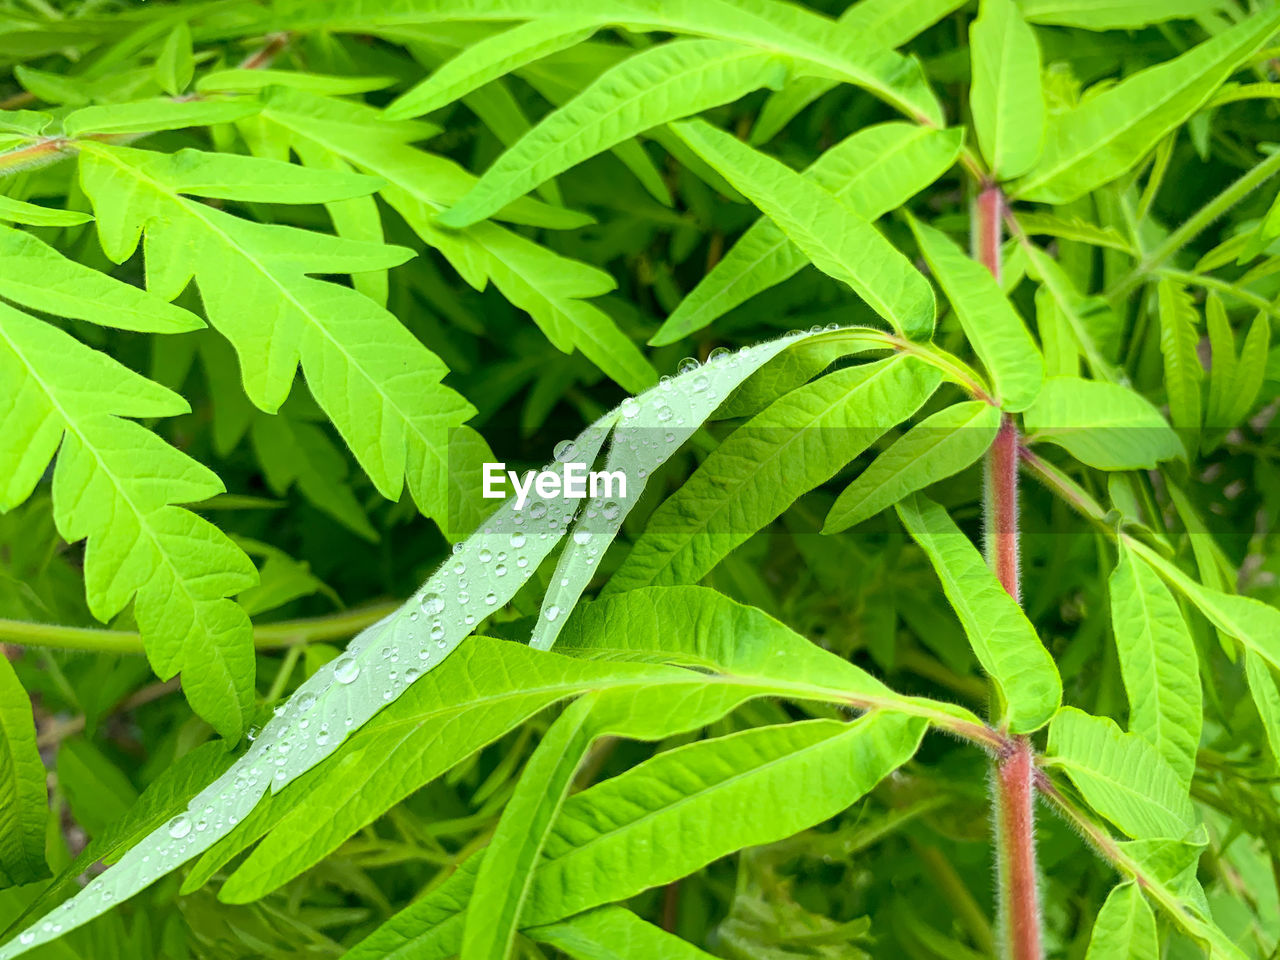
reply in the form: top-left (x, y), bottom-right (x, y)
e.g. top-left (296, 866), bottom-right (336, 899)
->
top-left (0, 602), bottom-right (398, 654)
top-left (977, 184), bottom-right (1043, 960)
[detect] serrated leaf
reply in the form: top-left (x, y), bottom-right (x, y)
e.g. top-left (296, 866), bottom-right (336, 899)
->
top-left (1022, 377), bottom-right (1182, 470)
top-left (77, 142), bottom-right (476, 527)
top-left (970, 0), bottom-right (1045, 180)
top-left (825, 401), bottom-right (1001, 533)
top-left (909, 215), bottom-right (1044, 409)
top-left (1014, 211), bottom-right (1133, 253)
top-left (1156, 279), bottom-right (1203, 452)
top-left (338, 713), bottom-right (924, 960)
top-left (439, 40), bottom-right (790, 228)
top-left (1109, 546), bottom-right (1201, 787)
top-left (895, 493), bottom-right (1061, 732)
top-left (607, 355), bottom-right (941, 593)
top-left (0, 304), bottom-right (257, 740)
top-left (1084, 883), bottom-right (1159, 960)
top-left (1208, 308), bottom-right (1269, 430)
top-left (1019, 0), bottom-right (1226, 29)
top-left (387, 16), bottom-right (598, 119)
top-left (1046, 707), bottom-right (1196, 839)
top-left (0, 656), bottom-right (47, 888)
top-left (1011, 8), bottom-right (1280, 203)
top-left (672, 118), bottom-right (937, 340)
top-left (653, 123), bottom-right (961, 345)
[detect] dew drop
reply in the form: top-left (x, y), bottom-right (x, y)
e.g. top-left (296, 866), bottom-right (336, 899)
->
top-left (602, 501), bottom-right (621, 522)
top-left (333, 657), bottom-right (360, 684)
top-left (692, 375), bottom-right (708, 393)
top-left (19, 932), bottom-right (34, 945)
top-left (478, 548), bottom-right (492, 563)
top-left (516, 555), bottom-right (529, 568)
top-left (380, 646), bottom-right (392, 660)
top-left (573, 529), bottom-right (592, 545)
top-left (677, 357), bottom-right (699, 375)
top-left (167, 815), bottom-right (192, 839)
top-left (529, 502), bottom-right (547, 520)
top-left (421, 592), bottom-right (445, 616)
top-left (484, 592), bottom-right (497, 606)
top-left (708, 346), bottom-right (730, 362)
top-left (457, 590), bottom-right (470, 605)
top-left (656, 404), bottom-right (672, 422)
top-left (404, 668), bottom-right (420, 683)
top-left (430, 621), bottom-right (445, 641)
top-left (495, 563), bottom-right (507, 577)
top-left (553, 439), bottom-right (576, 462)
top-left (621, 397), bottom-right (639, 418)
top-left (545, 605), bottom-right (561, 622)
top-left (296, 692), bottom-right (316, 713)
top-left (509, 531), bottom-right (526, 548)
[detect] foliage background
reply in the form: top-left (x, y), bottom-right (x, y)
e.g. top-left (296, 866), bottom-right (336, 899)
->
top-left (1, 0), bottom-right (1280, 958)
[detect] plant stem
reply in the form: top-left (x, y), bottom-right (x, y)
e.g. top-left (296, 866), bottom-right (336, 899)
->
top-left (1109, 147), bottom-right (1280, 299)
top-left (977, 184), bottom-right (1043, 960)
top-left (0, 602), bottom-right (398, 654)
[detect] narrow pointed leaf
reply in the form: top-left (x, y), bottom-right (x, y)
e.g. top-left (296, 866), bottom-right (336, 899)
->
top-left (672, 118), bottom-right (936, 339)
top-left (387, 16), bottom-right (598, 119)
top-left (1109, 546), bottom-right (1201, 786)
top-left (825, 400), bottom-right (1001, 533)
top-left (1023, 377), bottom-right (1182, 470)
top-left (1157, 279), bottom-right (1203, 452)
top-left (1020, 0), bottom-right (1227, 29)
top-left (895, 493), bottom-right (1061, 732)
top-left (909, 215), bottom-right (1044, 409)
top-left (608, 355), bottom-right (941, 592)
top-left (438, 40), bottom-right (790, 228)
top-left (0, 657), bottom-right (47, 888)
top-left (1012, 8), bottom-right (1280, 203)
top-left (529, 907), bottom-right (717, 960)
top-left (1046, 707), bottom-right (1196, 840)
top-left (653, 124), bottom-right (961, 345)
top-left (970, 0), bottom-right (1045, 180)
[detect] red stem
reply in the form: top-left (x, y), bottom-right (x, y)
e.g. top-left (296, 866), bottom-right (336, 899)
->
top-left (978, 184), bottom-right (1042, 960)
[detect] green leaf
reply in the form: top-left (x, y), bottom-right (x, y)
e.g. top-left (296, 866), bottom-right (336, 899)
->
top-left (529, 907), bottom-right (718, 960)
top-left (1046, 706), bottom-right (1196, 840)
top-left (1109, 546), bottom-right (1201, 787)
top-left (1019, 0), bottom-right (1226, 30)
top-left (386, 16), bottom-right (598, 119)
top-left (1156, 279), bottom-right (1203, 451)
top-left (0, 656), bottom-right (47, 888)
top-left (249, 412), bottom-right (377, 542)
top-left (523, 712), bottom-right (926, 925)
top-left (339, 713), bottom-right (924, 960)
top-left (0, 223), bottom-right (201, 333)
top-left (1084, 883), bottom-right (1159, 960)
top-left (895, 493), bottom-right (1061, 733)
top-left (607, 355), bottom-right (941, 593)
top-left (0, 304), bottom-right (257, 740)
top-left (1208, 308), bottom-right (1269, 430)
top-left (908, 215), bottom-right (1044, 409)
top-left (1014, 211), bottom-right (1134, 253)
top-left (653, 123), bottom-right (961, 345)
top-left (439, 40), bottom-right (789, 228)
top-left (153, 21), bottom-right (193, 96)
top-left (1011, 7), bottom-right (1280, 203)
top-left (62, 98), bottom-right (261, 137)
top-left (56, 737), bottom-right (138, 837)
top-left (258, 88), bottom-right (654, 390)
top-left (672, 118), bottom-right (937, 340)
top-left (78, 141), bottom-right (476, 527)
top-left (1022, 377), bottom-right (1182, 470)
top-left (825, 401), bottom-right (1001, 533)
top-left (196, 69), bottom-right (394, 95)
top-left (750, 0), bottom-right (964, 143)
top-left (970, 0), bottom-right (1045, 180)
top-left (0, 195), bottom-right (92, 227)
top-left (1244, 652), bottom-right (1280, 768)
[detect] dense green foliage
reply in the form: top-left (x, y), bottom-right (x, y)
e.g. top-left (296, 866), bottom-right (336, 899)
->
top-left (1, 1), bottom-right (1280, 958)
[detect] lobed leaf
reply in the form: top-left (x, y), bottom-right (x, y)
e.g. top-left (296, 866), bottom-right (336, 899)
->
top-left (0, 657), bottom-right (47, 888)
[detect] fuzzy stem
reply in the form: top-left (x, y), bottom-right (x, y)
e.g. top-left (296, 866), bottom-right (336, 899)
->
top-left (977, 184), bottom-right (1043, 960)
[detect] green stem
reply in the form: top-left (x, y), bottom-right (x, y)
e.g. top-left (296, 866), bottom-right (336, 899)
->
top-left (0, 602), bottom-right (398, 654)
top-left (1110, 148), bottom-right (1280, 299)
